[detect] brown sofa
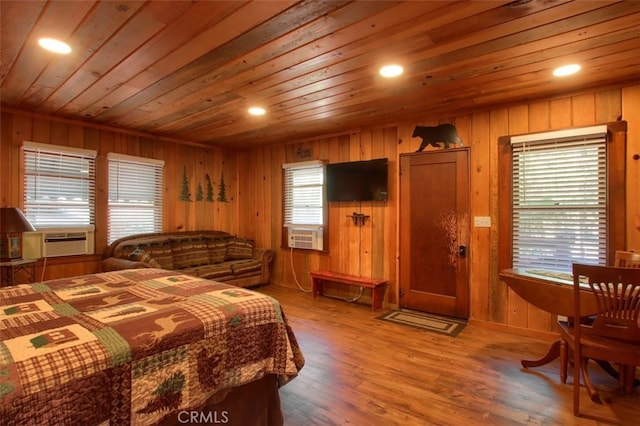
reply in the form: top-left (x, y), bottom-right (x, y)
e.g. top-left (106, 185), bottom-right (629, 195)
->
top-left (101, 231), bottom-right (273, 288)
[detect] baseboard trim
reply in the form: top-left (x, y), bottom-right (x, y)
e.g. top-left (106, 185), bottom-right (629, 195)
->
top-left (468, 318), bottom-right (558, 341)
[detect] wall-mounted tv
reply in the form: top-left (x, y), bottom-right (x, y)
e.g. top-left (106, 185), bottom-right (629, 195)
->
top-left (326, 158), bottom-right (388, 202)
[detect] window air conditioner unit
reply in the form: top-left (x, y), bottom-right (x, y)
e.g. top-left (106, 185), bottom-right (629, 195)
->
top-left (288, 227), bottom-right (323, 250)
top-left (23, 226), bottom-right (95, 258)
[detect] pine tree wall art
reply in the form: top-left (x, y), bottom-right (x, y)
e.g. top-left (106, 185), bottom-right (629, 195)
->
top-left (205, 174), bottom-right (214, 202)
top-left (196, 182), bottom-right (204, 201)
top-left (179, 166), bottom-right (192, 201)
top-left (217, 172), bottom-right (228, 202)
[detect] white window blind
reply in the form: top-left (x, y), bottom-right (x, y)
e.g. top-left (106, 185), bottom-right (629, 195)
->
top-left (511, 126), bottom-right (607, 272)
top-left (23, 142), bottom-right (96, 228)
top-left (283, 161), bottom-right (324, 227)
top-left (108, 153), bottom-right (164, 244)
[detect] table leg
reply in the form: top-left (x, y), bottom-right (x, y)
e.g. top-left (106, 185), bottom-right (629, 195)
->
top-left (521, 339), bottom-right (562, 369)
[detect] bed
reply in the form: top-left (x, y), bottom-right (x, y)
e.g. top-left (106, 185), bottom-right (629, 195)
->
top-left (0, 268), bottom-right (304, 425)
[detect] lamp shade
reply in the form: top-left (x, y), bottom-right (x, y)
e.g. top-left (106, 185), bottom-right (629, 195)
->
top-left (0, 207), bottom-right (36, 233)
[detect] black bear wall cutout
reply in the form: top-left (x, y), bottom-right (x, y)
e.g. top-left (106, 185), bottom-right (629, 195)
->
top-left (412, 124), bottom-right (463, 151)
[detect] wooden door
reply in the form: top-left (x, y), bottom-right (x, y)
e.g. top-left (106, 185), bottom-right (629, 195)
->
top-left (399, 148), bottom-right (470, 319)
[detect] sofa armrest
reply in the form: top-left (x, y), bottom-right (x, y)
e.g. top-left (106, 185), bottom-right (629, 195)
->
top-left (253, 248), bottom-right (274, 284)
top-left (101, 257), bottom-right (150, 272)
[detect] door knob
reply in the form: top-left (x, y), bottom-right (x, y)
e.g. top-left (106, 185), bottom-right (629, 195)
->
top-left (459, 245), bottom-right (467, 257)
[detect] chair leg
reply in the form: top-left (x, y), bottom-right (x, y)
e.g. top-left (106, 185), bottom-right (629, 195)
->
top-left (581, 359), bottom-right (601, 404)
top-left (560, 339), bottom-right (568, 384)
top-left (618, 363), bottom-right (625, 390)
top-left (621, 365), bottom-right (636, 395)
top-left (573, 352), bottom-right (581, 416)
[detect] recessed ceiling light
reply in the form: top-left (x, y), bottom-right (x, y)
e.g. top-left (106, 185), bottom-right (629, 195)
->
top-left (553, 64), bottom-right (581, 77)
top-left (38, 38), bottom-right (71, 54)
top-left (380, 64), bottom-right (403, 78)
top-left (248, 107), bottom-right (266, 116)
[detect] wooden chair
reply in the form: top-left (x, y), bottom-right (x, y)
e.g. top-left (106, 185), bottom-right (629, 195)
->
top-left (614, 250), bottom-right (640, 269)
top-left (612, 250), bottom-right (640, 390)
top-left (557, 263), bottom-right (640, 416)
top-left (559, 251), bottom-right (640, 386)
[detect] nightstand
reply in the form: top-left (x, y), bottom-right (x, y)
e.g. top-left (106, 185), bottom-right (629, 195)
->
top-left (0, 258), bottom-right (37, 286)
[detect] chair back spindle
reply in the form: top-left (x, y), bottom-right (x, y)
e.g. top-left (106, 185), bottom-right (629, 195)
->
top-left (614, 250), bottom-right (640, 269)
top-left (589, 281), bottom-right (640, 342)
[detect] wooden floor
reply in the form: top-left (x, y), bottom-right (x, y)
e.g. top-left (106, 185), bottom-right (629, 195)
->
top-left (258, 285), bottom-right (639, 426)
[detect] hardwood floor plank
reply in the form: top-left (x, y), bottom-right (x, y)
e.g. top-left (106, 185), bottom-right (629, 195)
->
top-left (259, 285), bottom-right (639, 425)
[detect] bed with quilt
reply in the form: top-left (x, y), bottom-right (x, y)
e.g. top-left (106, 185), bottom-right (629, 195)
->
top-left (0, 268), bottom-right (304, 425)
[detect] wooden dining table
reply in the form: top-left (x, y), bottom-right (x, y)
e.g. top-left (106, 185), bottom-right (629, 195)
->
top-left (499, 268), bottom-right (596, 371)
top-left (499, 268), bottom-right (638, 397)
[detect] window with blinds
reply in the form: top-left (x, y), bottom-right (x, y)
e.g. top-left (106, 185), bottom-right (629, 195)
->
top-left (107, 153), bottom-right (164, 244)
top-left (510, 125), bottom-right (607, 272)
top-left (23, 142), bottom-right (96, 228)
top-left (282, 161), bottom-right (324, 227)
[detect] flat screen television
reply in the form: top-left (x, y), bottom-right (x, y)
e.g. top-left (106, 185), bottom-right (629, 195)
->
top-left (326, 158), bottom-right (388, 202)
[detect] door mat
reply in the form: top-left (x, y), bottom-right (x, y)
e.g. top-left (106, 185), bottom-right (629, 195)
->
top-left (377, 309), bottom-right (467, 337)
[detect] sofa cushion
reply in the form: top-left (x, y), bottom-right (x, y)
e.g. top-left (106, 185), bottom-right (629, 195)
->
top-left (145, 241), bottom-right (174, 270)
top-left (118, 239), bottom-right (174, 270)
top-left (128, 246), bottom-right (161, 268)
top-left (184, 263), bottom-right (233, 280)
top-left (170, 236), bottom-right (210, 269)
top-left (226, 237), bottom-right (254, 260)
top-left (206, 237), bottom-right (229, 264)
top-left (229, 259), bottom-right (262, 275)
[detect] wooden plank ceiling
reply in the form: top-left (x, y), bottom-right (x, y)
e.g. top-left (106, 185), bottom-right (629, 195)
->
top-left (1, 0), bottom-right (639, 148)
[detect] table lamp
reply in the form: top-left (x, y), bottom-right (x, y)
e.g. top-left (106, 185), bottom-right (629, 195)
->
top-left (1, 207), bottom-right (36, 261)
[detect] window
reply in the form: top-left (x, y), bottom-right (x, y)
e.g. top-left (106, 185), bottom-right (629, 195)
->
top-left (282, 160), bottom-right (325, 250)
top-left (510, 126), bottom-right (607, 272)
top-left (23, 142), bottom-right (96, 228)
top-left (107, 153), bottom-right (164, 244)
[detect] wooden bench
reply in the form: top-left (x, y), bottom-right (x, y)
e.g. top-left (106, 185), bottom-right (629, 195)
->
top-left (309, 270), bottom-right (388, 311)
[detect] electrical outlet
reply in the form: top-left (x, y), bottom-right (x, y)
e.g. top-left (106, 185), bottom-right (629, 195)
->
top-left (474, 216), bottom-right (491, 228)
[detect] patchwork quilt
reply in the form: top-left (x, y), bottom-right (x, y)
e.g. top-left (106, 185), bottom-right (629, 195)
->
top-left (0, 268), bottom-right (304, 425)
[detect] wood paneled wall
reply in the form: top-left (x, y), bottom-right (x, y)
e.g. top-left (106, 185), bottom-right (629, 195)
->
top-left (0, 109), bottom-right (238, 280)
top-left (1, 84), bottom-right (638, 335)
top-left (237, 85), bottom-right (640, 337)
